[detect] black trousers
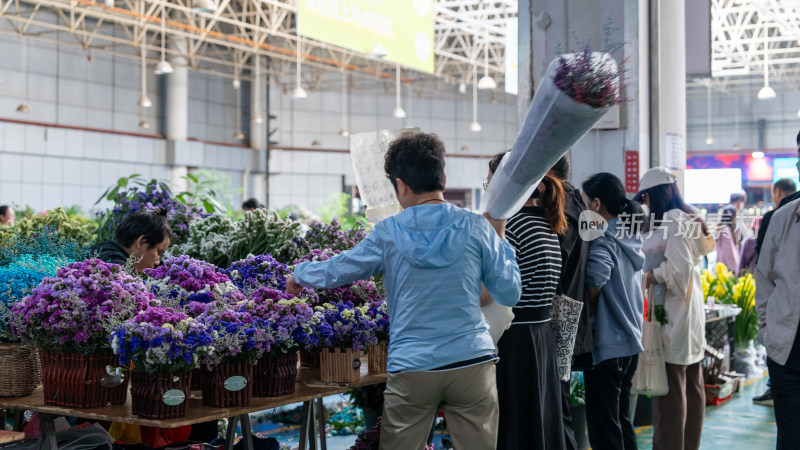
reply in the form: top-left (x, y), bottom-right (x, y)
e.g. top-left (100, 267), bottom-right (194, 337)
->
top-left (768, 330), bottom-right (800, 450)
top-left (583, 354), bottom-right (639, 450)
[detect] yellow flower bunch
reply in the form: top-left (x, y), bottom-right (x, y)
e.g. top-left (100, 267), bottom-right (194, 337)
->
top-left (702, 263), bottom-right (736, 303)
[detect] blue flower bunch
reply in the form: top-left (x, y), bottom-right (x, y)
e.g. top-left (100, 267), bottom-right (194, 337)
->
top-left (224, 254), bottom-right (290, 294)
top-left (111, 305), bottom-right (215, 374)
top-left (0, 254), bottom-right (74, 342)
top-left (193, 303), bottom-right (274, 369)
top-left (0, 227), bottom-right (90, 267)
top-left (302, 218), bottom-right (367, 252)
top-left (315, 301), bottom-right (378, 351)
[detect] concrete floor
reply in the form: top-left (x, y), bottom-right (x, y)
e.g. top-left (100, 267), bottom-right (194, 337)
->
top-left (260, 375), bottom-right (778, 449)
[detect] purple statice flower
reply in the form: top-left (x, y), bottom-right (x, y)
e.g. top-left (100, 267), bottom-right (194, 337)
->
top-left (552, 44), bottom-right (622, 108)
top-left (11, 258), bottom-right (155, 354)
top-left (95, 181), bottom-right (208, 245)
top-left (365, 300), bottom-right (389, 345)
top-left (224, 254), bottom-right (290, 294)
top-left (145, 255), bottom-right (239, 308)
top-left (236, 288), bottom-right (322, 354)
top-left (302, 219), bottom-right (367, 253)
top-left (110, 305), bottom-right (214, 374)
top-left (314, 302), bottom-right (378, 351)
top-left (294, 249), bottom-right (383, 306)
top-left (194, 304), bottom-right (273, 369)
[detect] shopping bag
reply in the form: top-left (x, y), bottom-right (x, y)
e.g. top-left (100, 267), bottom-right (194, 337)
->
top-left (631, 321), bottom-right (669, 396)
top-left (482, 299), bottom-right (514, 344)
top-left (550, 294), bottom-right (584, 381)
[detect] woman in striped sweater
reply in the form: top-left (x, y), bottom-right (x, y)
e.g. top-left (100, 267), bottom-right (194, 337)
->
top-left (487, 152), bottom-right (568, 450)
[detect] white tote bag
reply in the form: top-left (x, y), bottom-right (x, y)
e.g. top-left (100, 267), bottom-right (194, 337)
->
top-left (550, 294), bottom-right (584, 382)
top-left (482, 299), bottom-right (514, 345)
top-left (632, 288), bottom-right (669, 396)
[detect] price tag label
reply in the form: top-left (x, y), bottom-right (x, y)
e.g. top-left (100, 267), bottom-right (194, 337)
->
top-left (162, 389), bottom-right (186, 406)
top-left (224, 376), bottom-right (248, 392)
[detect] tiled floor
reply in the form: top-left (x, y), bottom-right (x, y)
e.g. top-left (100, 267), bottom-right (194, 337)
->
top-left (261, 376), bottom-right (778, 449)
top-left (635, 375), bottom-right (777, 449)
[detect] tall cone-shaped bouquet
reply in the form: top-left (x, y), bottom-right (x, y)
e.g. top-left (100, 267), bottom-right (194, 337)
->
top-left (483, 49), bottom-right (621, 219)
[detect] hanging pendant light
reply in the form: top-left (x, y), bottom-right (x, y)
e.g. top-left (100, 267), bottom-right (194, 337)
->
top-left (393, 64), bottom-right (406, 118)
top-left (154, 2), bottom-right (173, 75)
top-left (138, 36), bottom-right (152, 108)
top-left (138, 119), bottom-right (151, 129)
top-left (705, 81), bottom-right (714, 145)
top-left (292, 32), bottom-right (307, 99)
top-left (17, 37), bottom-right (29, 114)
top-left (233, 74), bottom-right (244, 140)
top-left (758, 23), bottom-right (775, 100)
top-left (477, 35), bottom-right (496, 90)
top-left (470, 65), bottom-right (482, 132)
top-left (339, 73), bottom-right (350, 137)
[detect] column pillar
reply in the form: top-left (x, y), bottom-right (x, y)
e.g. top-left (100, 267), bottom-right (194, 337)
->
top-left (166, 36), bottom-right (189, 141)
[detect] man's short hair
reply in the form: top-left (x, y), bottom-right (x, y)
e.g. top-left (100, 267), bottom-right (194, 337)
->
top-left (385, 131), bottom-right (446, 194)
top-left (730, 192), bottom-right (746, 204)
top-left (773, 178), bottom-right (797, 195)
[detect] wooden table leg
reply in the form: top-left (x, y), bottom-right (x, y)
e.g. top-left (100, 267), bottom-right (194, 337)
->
top-left (239, 414), bottom-right (254, 450)
top-left (316, 397), bottom-right (327, 450)
top-left (299, 401), bottom-right (312, 450)
top-left (225, 416), bottom-right (238, 450)
top-left (308, 400), bottom-right (317, 450)
top-left (37, 413), bottom-right (58, 450)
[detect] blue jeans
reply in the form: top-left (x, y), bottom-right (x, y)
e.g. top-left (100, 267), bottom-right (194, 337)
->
top-left (767, 331), bottom-right (800, 449)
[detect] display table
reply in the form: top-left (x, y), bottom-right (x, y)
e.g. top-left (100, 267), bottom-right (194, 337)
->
top-left (0, 363), bottom-right (387, 450)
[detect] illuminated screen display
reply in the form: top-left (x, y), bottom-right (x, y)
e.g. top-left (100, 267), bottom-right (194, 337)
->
top-left (684, 169), bottom-right (742, 204)
top-left (298, 0), bottom-right (434, 73)
top-left (772, 158), bottom-right (798, 185)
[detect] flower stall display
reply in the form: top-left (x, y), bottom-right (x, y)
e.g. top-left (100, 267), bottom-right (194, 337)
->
top-left (295, 249), bottom-right (384, 306)
top-left (237, 289), bottom-right (325, 396)
top-left (145, 255), bottom-right (239, 308)
top-left (228, 209), bottom-right (304, 265)
top-left (365, 300), bottom-right (389, 373)
top-left (702, 263), bottom-right (756, 346)
top-left (482, 46), bottom-right (621, 219)
top-left (111, 306), bottom-right (214, 419)
top-left (316, 302), bottom-right (378, 383)
top-left (12, 259), bottom-right (153, 408)
top-left (167, 213), bottom-right (237, 268)
top-left (194, 305), bottom-right (273, 407)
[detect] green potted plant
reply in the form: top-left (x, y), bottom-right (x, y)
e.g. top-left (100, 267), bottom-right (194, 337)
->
top-left (570, 372), bottom-right (589, 450)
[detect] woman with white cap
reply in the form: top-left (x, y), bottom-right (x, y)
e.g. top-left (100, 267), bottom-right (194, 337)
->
top-left (635, 167), bottom-right (715, 450)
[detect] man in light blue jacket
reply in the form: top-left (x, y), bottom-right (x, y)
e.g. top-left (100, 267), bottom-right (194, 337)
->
top-left (287, 131), bottom-right (521, 450)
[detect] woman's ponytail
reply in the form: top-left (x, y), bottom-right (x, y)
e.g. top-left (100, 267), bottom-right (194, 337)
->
top-left (539, 174), bottom-right (568, 235)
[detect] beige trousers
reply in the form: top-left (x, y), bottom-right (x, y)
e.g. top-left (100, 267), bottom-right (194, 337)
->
top-left (379, 361), bottom-right (498, 450)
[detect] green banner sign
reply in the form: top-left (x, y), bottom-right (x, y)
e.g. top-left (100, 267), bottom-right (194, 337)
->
top-left (298, 0), bottom-right (434, 74)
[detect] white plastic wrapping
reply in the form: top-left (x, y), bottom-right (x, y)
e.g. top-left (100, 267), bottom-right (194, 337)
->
top-left (483, 53), bottom-right (619, 219)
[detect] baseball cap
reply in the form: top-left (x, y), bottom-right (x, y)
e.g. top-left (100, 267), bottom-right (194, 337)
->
top-left (639, 167), bottom-right (677, 192)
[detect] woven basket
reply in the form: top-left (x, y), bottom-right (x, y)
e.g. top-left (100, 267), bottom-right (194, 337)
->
top-left (319, 348), bottom-right (362, 383)
top-left (190, 367), bottom-right (209, 391)
top-left (131, 371), bottom-right (192, 420)
top-left (367, 344), bottom-right (387, 374)
top-left (202, 361), bottom-right (253, 408)
top-left (299, 348), bottom-right (321, 368)
top-left (0, 343), bottom-right (42, 397)
top-left (254, 353), bottom-right (298, 397)
top-left (40, 350), bottom-right (129, 408)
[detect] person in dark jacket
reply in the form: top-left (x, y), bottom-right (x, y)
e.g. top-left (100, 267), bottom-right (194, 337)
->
top-left (550, 155), bottom-right (591, 450)
top-left (91, 211), bottom-right (171, 272)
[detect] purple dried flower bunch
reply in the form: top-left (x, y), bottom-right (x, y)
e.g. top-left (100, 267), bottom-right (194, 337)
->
top-left (294, 249), bottom-right (384, 306)
top-left (192, 302), bottom-right (274, 369)
top-left (96, 180), bottom-right (208, 245)
top-left (145, 255), bottom-right (239, 308)
top-left (552, 44), bottom-right (622, 108)
top-left (11, 258), bottom-right (155, 355)
top-left (235, 288), bottom-right (324, 354)
top-left (111, 305), bottom-right (214, 374)
top-left (314, 301), bottom-right (378, 351)
top-left (303, 219), bottom-right (368, 252)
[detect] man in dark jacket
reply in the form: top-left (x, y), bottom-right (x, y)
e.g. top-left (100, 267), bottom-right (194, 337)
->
top-left (550, 155), bottom-right (592, 450)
